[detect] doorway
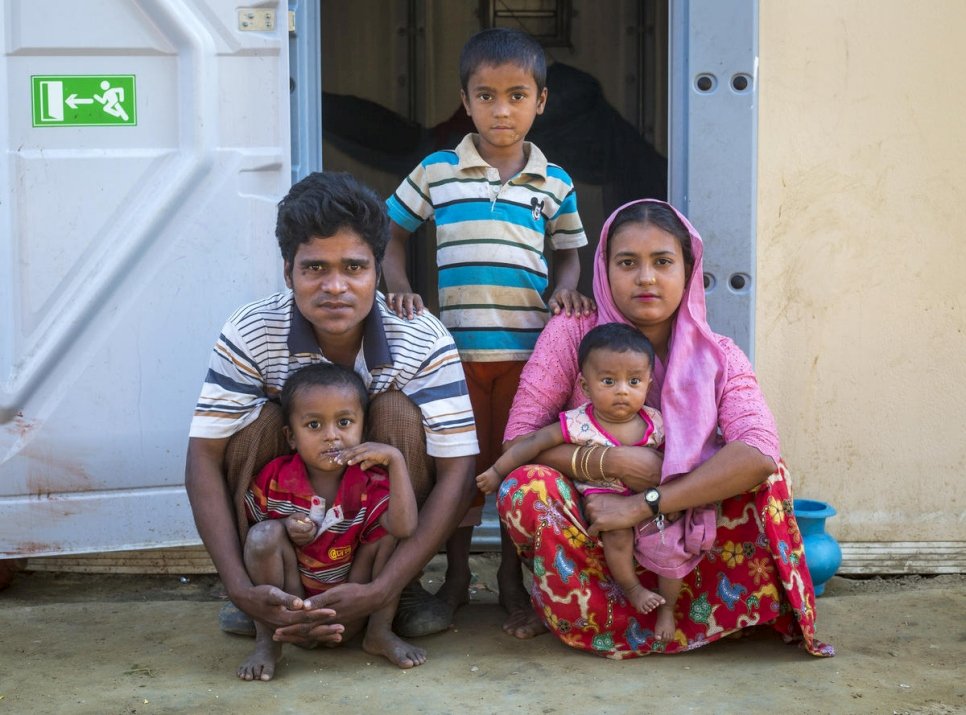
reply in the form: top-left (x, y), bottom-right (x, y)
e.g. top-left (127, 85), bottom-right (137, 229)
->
top-left (318, 0), bottom-right (669, 302)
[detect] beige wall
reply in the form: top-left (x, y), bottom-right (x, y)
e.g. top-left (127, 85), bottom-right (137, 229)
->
top-left (757, 1), bottom-right (966, 542)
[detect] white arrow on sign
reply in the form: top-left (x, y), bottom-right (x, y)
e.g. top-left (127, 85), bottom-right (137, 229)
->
top-left (66, 93), bottom-right (95, 109)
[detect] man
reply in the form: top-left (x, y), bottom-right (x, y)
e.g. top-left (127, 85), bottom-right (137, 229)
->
top-left (185, 171), bottom-right (478, 644)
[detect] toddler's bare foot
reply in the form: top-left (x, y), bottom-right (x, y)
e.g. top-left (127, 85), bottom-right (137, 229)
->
top-left (363, 628), bottom-right (427, 669)
top-left (654, 604), bottom-right (676, 642)
top-left (623, 583), bottom-right (665, 614)
top-left (237, 637), bottom-right (281, 681)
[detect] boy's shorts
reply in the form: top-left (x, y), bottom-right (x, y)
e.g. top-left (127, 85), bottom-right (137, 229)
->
top-left (461, 360), bottom-right (526, 528)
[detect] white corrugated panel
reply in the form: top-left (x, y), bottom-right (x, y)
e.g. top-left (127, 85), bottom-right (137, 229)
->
top-left (0, 0), bottom-right (290, 556)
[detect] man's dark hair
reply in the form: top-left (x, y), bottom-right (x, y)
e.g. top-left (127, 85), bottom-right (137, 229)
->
top-left (577, 323), bottom-right (655, 372)
top-left (275, 171), bottom-right (389, 270)
top-left (280, 362), bottom-right (369, 424)
top-left (459, 28), bottom-right (547, 91)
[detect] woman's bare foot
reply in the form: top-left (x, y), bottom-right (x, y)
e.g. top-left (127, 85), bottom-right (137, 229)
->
top-left (498, 567), bottom-right (547, 639)
top-left (623, 582), bottom-right (665, 614)
top-left (237, 636), bottom-right (282, 681)
top-left (653, 604), bottom-right (676, 642)
top-left (362, 628), bottom-right (427, 669)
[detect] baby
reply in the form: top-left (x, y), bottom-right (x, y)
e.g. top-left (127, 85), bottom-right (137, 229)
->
top-left (477, 323), bottom-right (682, 640)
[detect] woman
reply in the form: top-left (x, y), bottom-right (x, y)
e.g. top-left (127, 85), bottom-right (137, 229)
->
top-left (497, 199), bottom-right (834, 658)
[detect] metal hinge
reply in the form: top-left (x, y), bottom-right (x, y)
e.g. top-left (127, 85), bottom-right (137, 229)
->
top-left (237, 8), bottom-right (275, 32)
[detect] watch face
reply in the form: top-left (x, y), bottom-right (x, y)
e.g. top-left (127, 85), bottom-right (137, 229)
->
top-left (646, 489), bottom-right (659, 503)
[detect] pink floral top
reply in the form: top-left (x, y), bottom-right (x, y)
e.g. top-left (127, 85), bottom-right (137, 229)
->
top-left (561, 402), bottom-right (664, 496)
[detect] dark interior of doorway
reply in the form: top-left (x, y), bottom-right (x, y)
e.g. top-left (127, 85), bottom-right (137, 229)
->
top-left (319, 0), bottom-right (668, 307)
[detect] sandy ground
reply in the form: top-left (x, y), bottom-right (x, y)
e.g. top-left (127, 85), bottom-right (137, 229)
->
top-left (0, 555), bottom-right (963, 715)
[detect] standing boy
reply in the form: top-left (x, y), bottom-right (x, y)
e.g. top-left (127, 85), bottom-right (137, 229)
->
top-left (382, 28), bottom-right (594, 631)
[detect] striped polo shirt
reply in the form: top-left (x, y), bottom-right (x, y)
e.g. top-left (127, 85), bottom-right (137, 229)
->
top-left (189, 291), bottom-right (478, 459)
top-left (386, 133), bottom-right (588, 362)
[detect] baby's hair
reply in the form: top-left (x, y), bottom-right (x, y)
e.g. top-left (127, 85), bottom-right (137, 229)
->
top-left (280, 362), bottom-right (369, 424)
top-left (577, 323), bottom-right (655, 372)
top-left (459, 27), bottom-right (547, 91)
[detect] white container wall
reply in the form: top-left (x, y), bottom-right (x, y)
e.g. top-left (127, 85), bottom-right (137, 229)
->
top-left (1, 0), bottom-right (290, 556)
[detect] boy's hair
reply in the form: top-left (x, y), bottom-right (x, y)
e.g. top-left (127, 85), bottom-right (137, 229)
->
top-left (275, 171), bottom-right (389, 271)
top-left (459, 28), bottom-right (547, 91)
top-left (280, 362), bottom-right (369, 424)
top-left (577, 323), bottom-right (655, 372)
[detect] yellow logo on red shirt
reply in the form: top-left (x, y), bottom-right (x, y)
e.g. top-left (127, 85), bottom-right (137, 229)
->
top-left (328, 545), bottom-right (352, 561)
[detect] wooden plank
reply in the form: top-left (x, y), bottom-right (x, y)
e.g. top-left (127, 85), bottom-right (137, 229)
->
top-left (839, 542), bottom-right (966, 575)
top-left (25, 546), bottom-right (216, 574)
top-left (20, 541), bottom-right (966, 576)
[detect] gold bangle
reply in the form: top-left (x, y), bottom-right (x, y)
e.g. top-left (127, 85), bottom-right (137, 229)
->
top-left (576, 445), bottom-right (587, 481)
top-left (597, 446), bottom-right (609, 482)
top-left (581, 445), bottom-right (596, 482)
top-left (570, 446), bottom-right (580, 478)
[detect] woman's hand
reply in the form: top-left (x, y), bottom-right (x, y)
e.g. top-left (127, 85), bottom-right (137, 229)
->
top-left (603, 446), bottom-right (663, 492)
top-left (584, 492), bottom-right (650, 536)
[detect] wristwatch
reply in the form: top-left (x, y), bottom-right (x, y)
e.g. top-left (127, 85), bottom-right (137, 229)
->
top-left (644, 487), bottom-right (661, 517)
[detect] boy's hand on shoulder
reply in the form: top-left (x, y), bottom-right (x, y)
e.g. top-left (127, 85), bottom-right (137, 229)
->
top-left (284, 514), bottom-right (317, 546)
top-left (549, 288), bottom-right (597, 317)
top-left (337, 442), bottom-right (403, 472)
top-left (386, 292), bottom-right (425, 320)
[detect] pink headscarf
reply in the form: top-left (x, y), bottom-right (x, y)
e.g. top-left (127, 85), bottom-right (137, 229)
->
top-left (593, 199), bottom-right (728, 482)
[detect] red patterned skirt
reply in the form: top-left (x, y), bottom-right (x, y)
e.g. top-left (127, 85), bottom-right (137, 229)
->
top-left (497, 461), bottom-right (835, 659)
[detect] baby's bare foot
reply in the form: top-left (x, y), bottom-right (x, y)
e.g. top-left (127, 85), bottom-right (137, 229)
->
top-left (623, 583), bottom-right (665, 614)
top-left (654, 604), bottom-right (676, 642)
top-left (237, 636), bottom-right (281, 681)
top-left (363, 628), bottom-right (427, 669)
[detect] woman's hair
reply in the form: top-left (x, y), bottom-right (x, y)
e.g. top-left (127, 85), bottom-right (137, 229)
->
top-left (280, 362), bottom-right (369, 424)
top-left (459, 28), bottom-right (547, 91)
top-left (606, 202), bottom-right (695, 275)
top-left (577, 323), bottom-right (655, 372)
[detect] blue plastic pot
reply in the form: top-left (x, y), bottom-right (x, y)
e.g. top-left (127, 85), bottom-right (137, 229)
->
top-left (793, 498), bottom-right (843, 596)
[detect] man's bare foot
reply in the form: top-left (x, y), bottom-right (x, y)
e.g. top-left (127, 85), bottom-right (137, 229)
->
top-left (623, 583), bottom-right (665, 614)
top-left (653, 604), bottom-right (676, 642)
top-left (362, 628), bottom-right (427, 669)
top-left (237, 637), bottom-right (282, 681)
top-left (498, 567), bottom-right (547, 639)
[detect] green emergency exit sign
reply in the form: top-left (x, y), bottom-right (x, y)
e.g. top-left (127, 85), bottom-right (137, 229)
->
top-left (32, 75), bottom-right (137, 127)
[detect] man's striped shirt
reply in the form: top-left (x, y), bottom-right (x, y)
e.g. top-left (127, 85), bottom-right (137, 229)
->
top-left (189, 291), bottom-right (478, 459)
top-left (386, 133), bottom-right (588, 362)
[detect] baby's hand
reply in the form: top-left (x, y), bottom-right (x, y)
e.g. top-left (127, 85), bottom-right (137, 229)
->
top-left (548, 288), bottom-right (596, 317)
top-left (385, 292), bottom-right (425, 320)
top-left (337, 442), bottom-right (402, 472)
top-left (475, 468), bottom-right (502, 495)
top-left (284, 514), bottom-right (317, 546)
